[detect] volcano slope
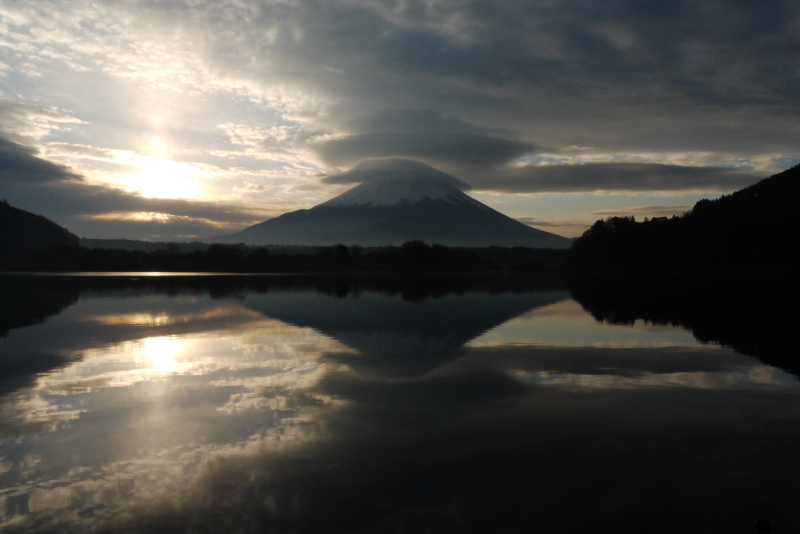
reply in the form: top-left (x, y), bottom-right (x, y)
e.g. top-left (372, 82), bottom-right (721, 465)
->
top-left (212, 161), bottom-right (569, 248)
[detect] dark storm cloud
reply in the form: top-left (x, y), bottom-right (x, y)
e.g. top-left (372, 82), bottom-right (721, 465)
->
top-left (202, 0), bottom-right (800, 155)
top-left (0, 136), bottom-right (82, 183)
top-left (341, 109), bottom-right (505, 136)
top-left (321, 158), bottom-right (470, 190)
top-left (467, 162), bottom-right (763, 193)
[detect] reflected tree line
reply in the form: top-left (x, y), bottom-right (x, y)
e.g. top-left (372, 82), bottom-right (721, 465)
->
top-left (13, 241), bottom-right (570, 273)
top-left (569, 274), bottom-right (800, 377)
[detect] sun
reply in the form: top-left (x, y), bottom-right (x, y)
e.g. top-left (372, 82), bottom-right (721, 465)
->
top-left (110, 141), bottom-right (210, 199)
top-left (128, 158), bottom-right (204, 199)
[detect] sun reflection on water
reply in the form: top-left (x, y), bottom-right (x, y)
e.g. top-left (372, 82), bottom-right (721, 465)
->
top-left (138, 336), bottom-right (185, 372)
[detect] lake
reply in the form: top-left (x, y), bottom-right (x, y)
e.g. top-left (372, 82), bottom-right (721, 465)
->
top-left (0, 273), bottom-right (798, 533)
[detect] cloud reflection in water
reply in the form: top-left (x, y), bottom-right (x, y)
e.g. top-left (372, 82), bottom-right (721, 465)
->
top-left (0, 276), bottom-right (797, 533)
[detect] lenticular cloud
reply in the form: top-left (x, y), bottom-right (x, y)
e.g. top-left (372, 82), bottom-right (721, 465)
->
top-left (321, 159), bottom-right (471, 190)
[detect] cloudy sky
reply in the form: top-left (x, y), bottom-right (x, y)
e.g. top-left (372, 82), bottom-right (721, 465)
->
top-left (1, 0), bottom-right (798, 240)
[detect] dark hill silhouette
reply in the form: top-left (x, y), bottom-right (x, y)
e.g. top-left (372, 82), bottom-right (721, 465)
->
top-left (0, 200), bottom-right (79, 269)
top-left (567, 164), bottom-right (800, 270)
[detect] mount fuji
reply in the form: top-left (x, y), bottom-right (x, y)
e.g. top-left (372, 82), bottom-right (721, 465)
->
top-left (211, 160), bottom-right (570, 248)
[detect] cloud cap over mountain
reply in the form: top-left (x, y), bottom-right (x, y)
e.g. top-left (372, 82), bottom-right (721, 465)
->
top-left (322, 158), bottom-right (471, 190)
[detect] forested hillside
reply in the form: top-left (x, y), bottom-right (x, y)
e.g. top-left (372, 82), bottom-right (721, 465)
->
top-left (567, 165), bottom-right (800, 271)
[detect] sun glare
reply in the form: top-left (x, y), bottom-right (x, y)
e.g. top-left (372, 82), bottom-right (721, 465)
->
top-left (147, 138), bottom-right (168, 155)
top-left (129, 158), bottom-right (204, 199)
top-left (140, 336), bottom-right (185, 371)
top-left (111, 146), bottom-right (210, 199)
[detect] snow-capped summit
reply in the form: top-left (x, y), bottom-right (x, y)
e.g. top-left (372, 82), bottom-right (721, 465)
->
top-left (319, 179), bottom-right (487, 208)
top-left (210, 159), bottom-right (570, 248)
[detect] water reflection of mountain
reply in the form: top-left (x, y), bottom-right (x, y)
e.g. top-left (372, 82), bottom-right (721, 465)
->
top-left (245, 289), bottom-right (568, 377)
top-left (568, 275), bottom-right (799, 377)
top-left (0, 273), bottom-right (565, 395)
top-left (0, 276), bottom-right (81, 394)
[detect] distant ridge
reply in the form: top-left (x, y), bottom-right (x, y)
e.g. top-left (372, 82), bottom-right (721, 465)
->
top-left (80, 238), bottom-right (208, 253)
top-left (209, 162), bottom-right (570, 248)
top-left (568, 164), bottom-right (800, 270)
top-left (0, 200), bottom-right (78, 269)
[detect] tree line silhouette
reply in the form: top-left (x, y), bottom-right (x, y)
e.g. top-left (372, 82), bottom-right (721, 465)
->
top-left (567, 164), bottom-right (800, 271)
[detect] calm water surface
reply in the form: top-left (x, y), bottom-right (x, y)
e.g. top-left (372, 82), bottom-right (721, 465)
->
top-left (0, 274), bottom-right (798, 533)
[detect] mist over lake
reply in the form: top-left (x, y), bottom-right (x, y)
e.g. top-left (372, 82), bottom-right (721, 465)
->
top-left (0, 273), bottom-right (798, 533)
